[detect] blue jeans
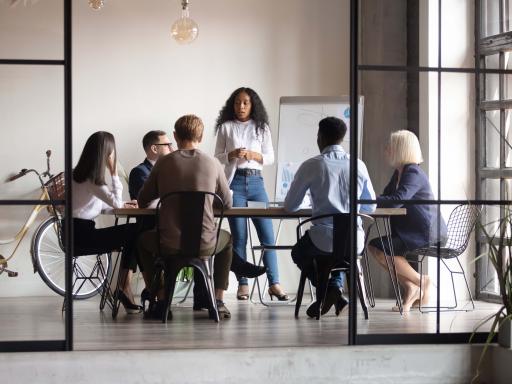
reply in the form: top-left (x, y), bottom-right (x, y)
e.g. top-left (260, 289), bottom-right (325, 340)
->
top-left (229, 174), bottom-right (279, 286)
top-left (291, 231), bottom-right (345, 289)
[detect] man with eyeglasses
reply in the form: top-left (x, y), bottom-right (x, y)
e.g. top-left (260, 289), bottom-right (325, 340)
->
top-left (129, 130), bottom-right (173, 201)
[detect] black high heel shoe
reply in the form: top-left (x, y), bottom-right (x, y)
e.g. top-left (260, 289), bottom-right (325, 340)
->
top-left (140, 288), bottom-right (152, 312)
top-left (116, 289), bottom-right (142, 314)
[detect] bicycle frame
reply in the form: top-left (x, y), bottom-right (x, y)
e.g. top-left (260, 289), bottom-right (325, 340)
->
top-left (0, 187), bottom-right (50, 273)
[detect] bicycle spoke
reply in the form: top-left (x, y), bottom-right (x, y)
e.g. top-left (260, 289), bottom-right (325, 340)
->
top-left (37, 257), bottom-right (64, 269)
top-left (40, 239), bottom-right (62, 253)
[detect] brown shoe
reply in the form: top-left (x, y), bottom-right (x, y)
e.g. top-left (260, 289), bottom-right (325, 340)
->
top-left (216, 300), bottom-right (231, 319)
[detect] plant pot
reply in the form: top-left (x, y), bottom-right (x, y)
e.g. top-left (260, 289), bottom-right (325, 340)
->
top-left (498, 318), bottom-right (512, 349)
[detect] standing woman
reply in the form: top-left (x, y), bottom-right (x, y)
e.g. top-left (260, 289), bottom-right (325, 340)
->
top-left (368, 130), bottom-right (447, 312)
top-left (215, 87), bottom-right (288, 301)
top-left (72, 131), bottom-right (141, 313)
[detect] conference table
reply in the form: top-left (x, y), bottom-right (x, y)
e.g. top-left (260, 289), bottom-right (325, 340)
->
top-left (113, 206), bottom-right (405, 219)
top-left (110, 206), bottom-right (407, 314)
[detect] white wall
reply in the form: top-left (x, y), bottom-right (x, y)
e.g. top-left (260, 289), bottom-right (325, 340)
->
top-left (0, 0), bottom-right (349, 296)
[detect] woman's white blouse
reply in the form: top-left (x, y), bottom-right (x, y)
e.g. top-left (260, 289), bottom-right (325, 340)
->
top-left (72, 175), bottom-right (124, 220)
top-left (214, 119), bottom-right (275, 183)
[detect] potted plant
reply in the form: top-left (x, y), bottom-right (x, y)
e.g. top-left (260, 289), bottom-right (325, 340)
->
top-left (471, 205), bottom-right (512, 382)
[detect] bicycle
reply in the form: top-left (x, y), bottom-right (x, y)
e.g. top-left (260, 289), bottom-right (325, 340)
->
top-left (0, 150), bottom-right (112, 299)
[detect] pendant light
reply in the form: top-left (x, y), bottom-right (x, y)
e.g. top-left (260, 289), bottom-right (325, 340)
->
top-left (171, 0), bottom-right (199, 44)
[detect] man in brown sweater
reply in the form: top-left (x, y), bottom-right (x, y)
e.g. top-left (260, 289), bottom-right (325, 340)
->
top-left (137, 115), bottom-right (236, 319)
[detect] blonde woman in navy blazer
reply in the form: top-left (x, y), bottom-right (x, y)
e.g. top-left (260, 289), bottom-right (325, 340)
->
top-left (368, 130), bottom-right (447, 312)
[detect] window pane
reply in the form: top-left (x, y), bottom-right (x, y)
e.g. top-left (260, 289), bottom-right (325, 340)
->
top-left (480, 243), bottom-right (500, 294)
top-left (485, 110), bottom-right (501, 168)
top-left (505, 74), bottom-right (512, 99)
top-left (485, 74), bottom-right (500, 101)
top-left (505, 111), bottom-right (512, 166)
top-left (485, 54), bottom-right (500, 69)
top-left (482, 0), bottom-right (501, 37)
top-left (484, 179), bottom-right (501, 234)
top-left (441, 0), bottom-right (475, 68)
top-left (0, 1), bottom-right (63, 60)
top-left (0, 65), bottom-right (65, 348)
top-left (506, 52), bottom-right (512, 69)
top-left (507, 0), bottom-right (512, 32)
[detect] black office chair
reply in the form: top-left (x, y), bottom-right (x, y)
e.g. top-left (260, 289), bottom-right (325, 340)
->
top-left (294, 213), bottom-right (372, 320)
top-left (405, 204), bottom-right (481, 312)
top-left (147, 191), bottom-right (225, 323)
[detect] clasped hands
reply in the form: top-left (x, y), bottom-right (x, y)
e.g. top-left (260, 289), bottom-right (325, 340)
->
top-left (228, 148), bottom-right (262, 163)
top-left (123, 200), bottom-right (138, 209)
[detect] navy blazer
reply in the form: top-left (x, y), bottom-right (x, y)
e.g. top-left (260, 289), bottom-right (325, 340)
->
top-left (377, 163), bottom-right (447, 251)
top-left (128, 158), bottom-right (153, 200)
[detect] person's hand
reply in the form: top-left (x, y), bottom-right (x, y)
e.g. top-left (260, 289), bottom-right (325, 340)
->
top-left (228, 148), bottom-right (246, 161)
top-left (123, 200), bottom-right (138, 209)
top-left (240, 150), bottom-right (262, 163)
top-left (107, 152), bottom-right (117, 176)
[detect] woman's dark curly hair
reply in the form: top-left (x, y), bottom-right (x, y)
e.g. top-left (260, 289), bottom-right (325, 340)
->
top-left (215, 87), bottom-right (269, 136)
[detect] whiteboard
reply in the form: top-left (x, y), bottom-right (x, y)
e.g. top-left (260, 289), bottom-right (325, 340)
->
top-left (274, 96), bottom-right (364, 203)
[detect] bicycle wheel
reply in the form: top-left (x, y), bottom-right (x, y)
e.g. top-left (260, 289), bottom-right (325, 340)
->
top-left (32, 216), bottom-right (112, 299)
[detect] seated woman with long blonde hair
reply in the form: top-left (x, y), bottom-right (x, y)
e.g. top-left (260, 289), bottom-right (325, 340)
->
top-left (368, 130), bottom-right (447, 312)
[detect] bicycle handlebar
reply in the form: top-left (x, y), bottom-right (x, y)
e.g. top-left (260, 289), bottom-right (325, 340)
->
top-left (6, 150), bottom-right (53, 185)
top-left (7, 169), bottom-right (29, 182)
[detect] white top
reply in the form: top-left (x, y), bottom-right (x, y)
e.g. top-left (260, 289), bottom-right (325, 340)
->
top-left (72, 176), bottom-right (124, 220)
top-left (214, 119), bottom-right (274, 184)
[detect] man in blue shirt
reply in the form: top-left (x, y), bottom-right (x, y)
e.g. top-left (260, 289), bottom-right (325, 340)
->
top-left (284, 117), bottom-right (376, 318)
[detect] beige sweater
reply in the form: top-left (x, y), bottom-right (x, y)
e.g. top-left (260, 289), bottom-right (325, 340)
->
top-left (138, 149), bottom-right (232, 250)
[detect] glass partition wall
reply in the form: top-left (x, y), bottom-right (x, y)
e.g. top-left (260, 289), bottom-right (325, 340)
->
top-left (0, 0), bottom-right (73, 352)
top-left (1, 0), bottom-right (507, 352)
top-left (350, 0), bottom-right (506, 344)
top-left (477, 0), bottom-right (512, 302)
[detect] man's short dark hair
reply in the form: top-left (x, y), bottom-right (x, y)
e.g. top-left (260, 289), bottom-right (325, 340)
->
top-left (142, 130), bottom-right (167, 151)
top-left (318, 117), bottom-right (347, 146)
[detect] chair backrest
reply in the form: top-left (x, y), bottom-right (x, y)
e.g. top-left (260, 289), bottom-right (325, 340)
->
top-left (156, 191), bottom-right (224, 257)
top-left (296, 212), bottom-right (352, 265)
top-left (444, 204), bottom-right (481, 254)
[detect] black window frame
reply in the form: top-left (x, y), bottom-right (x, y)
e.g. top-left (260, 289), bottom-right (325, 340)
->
top-left (0, 0), bottom-right (73, 353)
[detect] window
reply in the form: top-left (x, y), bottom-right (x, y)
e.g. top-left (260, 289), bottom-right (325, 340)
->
top-left (477, 0), bottom-right (512, 301)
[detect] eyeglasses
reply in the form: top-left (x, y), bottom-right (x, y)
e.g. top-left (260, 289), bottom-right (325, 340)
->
top-left (154, 143), bottom-right (173, 149)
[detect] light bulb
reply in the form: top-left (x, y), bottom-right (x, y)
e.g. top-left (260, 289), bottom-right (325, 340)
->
top-left (88, 0), bottom-right (104, 11)
top-left (171, 0), bottom-right (199, 44)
